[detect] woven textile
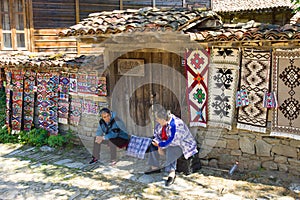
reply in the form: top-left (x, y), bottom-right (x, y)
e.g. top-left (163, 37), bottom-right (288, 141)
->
top-left (271, 49), bottom-right (300, 140)
top-left (82, 99), bottom-right (98, 115)
top-left (237, 49), bottom-right (271, 133)
top-left (236, 89), bottom-right (250, 107)
top-left (126, 135), bottom-right (152, 159)
top-left (11, 70), bottom-right (24, 131)
top-left (37, 72), bottom-right (59, 135)
top-left (208, 48), bottom-right (239, 130)
top-left (70, 97), bottom-right (82, 125)
top-left (263, 92), bottom-right (278, 108)
top-left (77, 73), bottom-right (98, 95)
top-left (97, 76), bottom-right (107, 96)
top-left (185, 49), bottom-right (209, 127)
top-left (69, 73), bottom-right (77, 93)
top-left (5, 71), bottom-right (12, 129)
top-left (23, 71), bottom-right (36, 131)
top-left (58, 75), bottom-right (70, 124)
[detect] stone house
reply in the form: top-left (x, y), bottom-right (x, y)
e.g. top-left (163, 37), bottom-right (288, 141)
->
top-left (0, 0), bottom-right (299, 175)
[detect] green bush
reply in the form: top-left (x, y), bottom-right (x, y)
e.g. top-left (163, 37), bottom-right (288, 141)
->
top-left (47, 134), bottom-right (67, 148)
top-left (0, 126), bottom-right (18, 143)
top-left (0, 89), bottom-right (6, 128)
top-left (27, 128), bottom-right (49, 147)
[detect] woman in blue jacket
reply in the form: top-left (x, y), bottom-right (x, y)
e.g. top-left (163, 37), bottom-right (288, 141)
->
top-left (89, 108), bottom-right (130, 164)
top-left (145, 109), bottom-right (198, 186)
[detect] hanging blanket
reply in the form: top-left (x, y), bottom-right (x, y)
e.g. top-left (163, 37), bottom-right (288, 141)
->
top-left (237, 49), bottom-right (271, 133)
top-left (5, 71), bottom-right (12, 129)
top-left (11, 70), bottom-right (24, 131)
top-left (70, 97), bottom-right (82, 126)
top-left (37, 72), bottom-right (59, 135)
top-left (271, 49), bottom-right (300, 140)
top-left (58, 75), bottom-right (70, 124)
top-left (208, 48), bottom-right (239, 130)
top-left (77, 73), bottom-right (98, 95)
top-left (23, 71), bottom-right (36, 131)
top-left (185, 49), bottom-right (209, 127)
top-left (126, 135), bottom-right (152, 159)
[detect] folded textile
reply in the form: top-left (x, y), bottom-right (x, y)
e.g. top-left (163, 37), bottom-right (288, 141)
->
top-left (263, 91), bottom-right (278, 108)
top-left (236, 89), bottom-right (249, 107)
top-left (126, 135), bottom-right (152, 159)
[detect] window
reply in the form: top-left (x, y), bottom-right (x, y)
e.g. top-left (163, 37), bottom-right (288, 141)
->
top-left (0, 0), bottom-right (26, 50)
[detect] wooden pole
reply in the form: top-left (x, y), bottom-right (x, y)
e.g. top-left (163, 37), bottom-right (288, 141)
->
top-left (75, 0), bottom-right (80, 55)
top-left (120, 0), bottom-right (123, 10)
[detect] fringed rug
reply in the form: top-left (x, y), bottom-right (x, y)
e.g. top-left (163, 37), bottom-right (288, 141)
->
top-left (37, 72), bottom-right (59, 135)
top-left (185, 49), bottom-right (209, 127)
top-left (237, 49), bottom-right (271, 133)
top-left (70, 97), bottom-right (82, 125)
top-left (271, 49), bottom-right (300, 140)
top-left (58, 75), bottom-right (70, 124)
top-left (23, 71), bottom-right (36, 131)
top-left (11, 70), bottom-right (24, 131)
top-left (208, 48), bottom-right (240, 130)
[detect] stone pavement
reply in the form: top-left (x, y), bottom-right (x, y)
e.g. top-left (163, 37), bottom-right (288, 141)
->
top-left (0, 143), bottom-right (299, 200)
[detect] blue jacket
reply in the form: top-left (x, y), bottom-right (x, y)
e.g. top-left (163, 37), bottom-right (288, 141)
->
top-left (95, 112), bottom-right (129, 140)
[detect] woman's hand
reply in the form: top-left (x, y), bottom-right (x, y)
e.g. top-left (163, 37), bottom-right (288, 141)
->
top-left (95, 136), bottom-right (104, 144)
top-left (152, 140), bottom-right (158, 147)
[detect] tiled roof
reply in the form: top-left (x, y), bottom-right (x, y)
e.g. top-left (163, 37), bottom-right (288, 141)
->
top-left (0, 52), bottom-right (103, 69)
top-left (58, 7), bottom-right (222, 37)
top-left (187, 21), bottom-right (300, 42)
top-left (212, 0), bottom-right (293, 12)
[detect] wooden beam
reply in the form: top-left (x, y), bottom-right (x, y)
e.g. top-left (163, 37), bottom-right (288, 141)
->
top-left (120, 0), bottom-right (123, 10)
top-left (75, 0), bottom-right (80, 55)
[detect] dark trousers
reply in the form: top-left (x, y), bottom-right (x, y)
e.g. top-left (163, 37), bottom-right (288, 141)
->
top-left (92, 137), bottom-right (129, 161)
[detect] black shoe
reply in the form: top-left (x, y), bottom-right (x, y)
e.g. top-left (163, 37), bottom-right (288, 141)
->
top-left (165, 175), bottom-right (176, 186)
top-left (144, 168), bottom-right (161, 175)
top-left (89, 157), bottom-right (98, 164)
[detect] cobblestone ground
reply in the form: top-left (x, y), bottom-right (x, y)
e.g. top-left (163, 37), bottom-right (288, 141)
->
top-left (0, 143), bottom-right (299, 200)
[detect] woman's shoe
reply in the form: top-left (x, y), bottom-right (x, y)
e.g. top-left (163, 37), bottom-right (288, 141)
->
top-left (165, 175), bottom-right (176, 186)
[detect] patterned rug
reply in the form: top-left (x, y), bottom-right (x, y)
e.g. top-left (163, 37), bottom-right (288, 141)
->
top-left (271, 49), bottom-right (300, 140)
top-left (237, 49), bottom-right (271, 133)
top-left (208, 48), bottom-right (239, 130)
top-left (185, 49), bottom-right (209, 127)
top-left (11, 70), bottom-right (24, 131)
top-left (58, 75), bottom-right (70, 124)
top-left (77, 73), bottom-right (98, 95)
top-left (70, 96), bottom-right (82, 125)
top-left (37, 72), bottom-right (59, 135)
top-left (5, 71), bottom-right (12, 130)
top-left (82, 99), bottom-right (98, 115)
top-left (23, 71), bottom-right (36, 131)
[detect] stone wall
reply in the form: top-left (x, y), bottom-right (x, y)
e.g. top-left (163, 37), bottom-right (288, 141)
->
top-left (196, 126), bottom-right (300, 176)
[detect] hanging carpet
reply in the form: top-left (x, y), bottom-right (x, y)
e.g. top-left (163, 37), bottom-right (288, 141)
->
top-left (208, 48), bottom-right (239, 130)
top-left (11, 70), bottom-right (24, 131)
top-left (69, 96), bottom-right (82, 126)
top-left (23, 71), bottom-right (36, 131)
top-left (185, 49), bottom-right (209, 127)
top-left (5, 71), bottom-right (12, 129)
top-left (58, 75), bottom-right (70, 124)
top-left (271, 49), bottom-right (300, 140)
top-left (37, 72), bottom-right (59, 135)
top-left (237, 49), bottom-right (271, 133)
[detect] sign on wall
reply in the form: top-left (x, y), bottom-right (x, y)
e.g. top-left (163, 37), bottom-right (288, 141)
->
top-left (117, 59), bottom-right (145, 76)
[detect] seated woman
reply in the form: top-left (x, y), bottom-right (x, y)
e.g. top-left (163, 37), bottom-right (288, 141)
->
top-left (89, 108), bottom-right (130, 165)
top-left (145, 109), bottom-right (198, 186)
